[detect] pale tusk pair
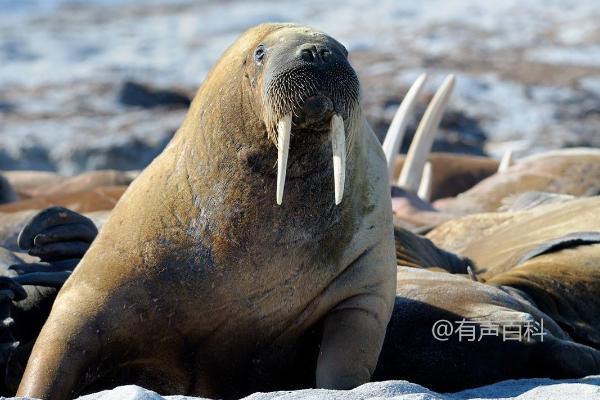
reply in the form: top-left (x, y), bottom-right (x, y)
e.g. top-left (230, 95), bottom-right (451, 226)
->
top-left (276, 114), bottom-right (345, 205)
top-left (382, 74), bottom-right (456, 199)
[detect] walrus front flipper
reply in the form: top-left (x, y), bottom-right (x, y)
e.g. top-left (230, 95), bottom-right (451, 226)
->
top-left (0, 277), bottom-right (27, 395)
top-left (394, 226), bottom-right (473, 274)
top-left (11, 206), bottom-right (98, 287)
top-left (17, 206), bottom-right (97, 251)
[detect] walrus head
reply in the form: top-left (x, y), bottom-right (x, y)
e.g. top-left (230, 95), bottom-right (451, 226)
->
top-left (244, 24), bottom-right (360, 205)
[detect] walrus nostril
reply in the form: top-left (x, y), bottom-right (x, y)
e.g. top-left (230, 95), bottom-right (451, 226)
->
top-left (296, 44), bottom-right (335, 64)
top-left (299, 47), bottom-right (316, 62)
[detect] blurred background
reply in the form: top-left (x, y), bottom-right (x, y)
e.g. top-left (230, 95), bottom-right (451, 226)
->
top-left (0, 0), bottom-right (599, 174)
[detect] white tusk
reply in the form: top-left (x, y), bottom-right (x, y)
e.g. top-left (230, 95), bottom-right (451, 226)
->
top-left (498, 149), bottom-right (513, 173)
top-left (397, 74), bottom-right (455, 192)
top-left (382, 73), bottom-right (428, 182)
top-left (330, 114), bottom-right (346, 205)
top-left (416, 161), bottom-right (433, 201)
top-left (276, 114), bottom-right (292, 205)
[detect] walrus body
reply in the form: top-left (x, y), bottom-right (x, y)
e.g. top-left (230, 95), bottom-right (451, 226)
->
top-left (374, 265), bottom-right (600, 391)
top-left (434, 149), bottom-right (600, 214)
top-left (381, 197), bottom-right (600, 390)
top-left (392, 153), bottom-right (500, 201)
top-left (427, 197), bottom-right (600, 278)
top-left (391, 150), bottom-right (600, 232)
top-left (17, 24), bottom-right (396, 399)
top-left (0, 185), bottom-right (126, 213)
top-left (3, 170), bottom-right (137, 200)
top-left (2, 171), bottom-right (63, 199)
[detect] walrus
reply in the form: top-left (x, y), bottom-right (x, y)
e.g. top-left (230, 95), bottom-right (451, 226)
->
top-left (3, 170), bottom-right (137, 200)
top-left (0, 210), bottom-right (109, 252)
top-left (434, 149), bottom-right (600, 214)
top-left (377, 202), bottom-right (600, 391)
top-left (389, 148), bottom-right (600, 232)
top-left (427, 196), bottom-right (600, 279)
top-left (374, 265), bottom-right (600, 391)
top-left (0, 207), bottom-right (98, 395)
top-left (0, 185), bottom-right (127, 213)
top-left (391, 153), bottom-right (500, 201)
top-left (1, 171), bottom-right (63, 199)
top-left (7, 201), bottom-right (600, 396)
top-left (17, 23), bottom-right (396, 399)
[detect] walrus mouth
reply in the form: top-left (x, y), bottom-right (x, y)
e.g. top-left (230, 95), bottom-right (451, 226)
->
top-left (276, 112), bottom-right (346, 205)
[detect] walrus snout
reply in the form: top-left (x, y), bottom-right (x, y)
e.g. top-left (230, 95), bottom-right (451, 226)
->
top-left (261, 30), bottom-right (359, 206)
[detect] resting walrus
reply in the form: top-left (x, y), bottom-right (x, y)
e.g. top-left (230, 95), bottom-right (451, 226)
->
top-left (17, 23), bottom-right (396, 399)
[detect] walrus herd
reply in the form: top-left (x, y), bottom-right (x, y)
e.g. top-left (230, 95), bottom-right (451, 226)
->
top-left (0, 23), bottom-right (597, 399)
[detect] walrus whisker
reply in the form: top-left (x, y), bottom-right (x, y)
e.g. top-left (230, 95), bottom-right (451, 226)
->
top-left (416, 161), bottom-right (432, 201)
top-left (397, 74), bottom-right (455, 193)
top-left (331, 114), bottom-right (346, 205)
top-left (498, 149), bottom-right (514, 173)
top-left (276, 113), bottom-right (292, 205)
top-left (382, 73), bottom-right (428, 181)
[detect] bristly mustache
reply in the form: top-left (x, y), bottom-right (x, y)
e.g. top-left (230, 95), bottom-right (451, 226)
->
top-left (262, 64), bottom-right (360, 141)
top-left (262, 64), bottom-right (360, 207)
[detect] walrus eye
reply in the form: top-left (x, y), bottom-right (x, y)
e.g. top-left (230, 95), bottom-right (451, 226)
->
top-left (255, 45), bottom-right (266, 64)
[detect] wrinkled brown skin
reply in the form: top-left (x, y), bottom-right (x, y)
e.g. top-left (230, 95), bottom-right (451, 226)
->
top-left (17, 24), bottom-right (396, 399)
top-left (381, 197), bottom-right (600, 389)
top-left (392, 153), bottom-right (500, 201)
top-left (427, 197), bottom-right (600, 279)
top-left (4, 170), bottom-right (137, 200)
top-left (392, 150), bottom-right (600, 232)
top-left (434, 150), bottom-right (600, 214)
top-left (0, 185), bottom-right (126, 213)
top-left (380, 194), bottom-right (600, 389)
top-left (487, 244), bottom-right (600, 351)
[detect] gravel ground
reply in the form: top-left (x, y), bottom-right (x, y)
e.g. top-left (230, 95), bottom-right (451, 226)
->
top-left (54, 376), bottom-right (600, 400)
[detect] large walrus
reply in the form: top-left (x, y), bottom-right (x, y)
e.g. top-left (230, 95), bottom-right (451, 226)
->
top-left (2, 169), bottom-right (137, 200)
top-left (427, 196), bottom-right (600, 278)
top-left (17, 23), bottom-right (396, 399)
top-left (377, 202), bottom-right (600, 390)
top-left (0, 185), bottom-right (127, 213)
